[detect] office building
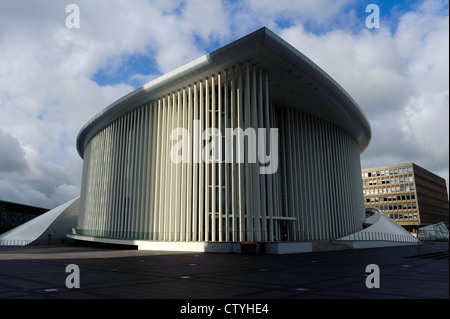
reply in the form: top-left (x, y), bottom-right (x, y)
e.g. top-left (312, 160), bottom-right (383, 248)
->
top-left (361, 163), bottom-right (449, 233)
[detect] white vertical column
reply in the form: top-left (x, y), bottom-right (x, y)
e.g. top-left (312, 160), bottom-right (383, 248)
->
top-left (120, 115), bottom-right (128, 237)
top-left (290, 109), bottom-right (300, 240)
top-left (311, 117), bottom-right (321, 239)
top-left (112, 117), bottom-right (121, 236)
top-left (323, 123), bottom-right (333, 239)
top-left (204, 78), bottom-right (210, 241)
top-left (110, 119), bottom-right (117, 236)
top-left (139, 107), bottom-right (146, 239)
top-left (180, 89), bottom-right (187, 241)
top-left (131, 109), bottom-right (139, 238)
top-left (124, 113), bottom-right (132, 236)
top-left (161, 97), bottom-right (169, 240)
top-left (192, 84), bottom-right (199, 241)
top-left (318, 119), bottom-right (329, 239)
top-left (107, 122), bottom-right (116, 236)
top-left (166, 95), bottom-right (173, 241)
top-left (217, 73), bottom-right (223, 242)
top-left (175, 91), bottom-right (182, 241)
top-left (264, 72), bottom-right (274, 241)
top-left (149, 103), bottom-right (158, 239)
top-left (186, 86), bottom-right (193, 241)
top-left (211, 75), bottom-right (216, 242)
top-left (125, 113), bottom-right (131, 237)
top-left (224, 70), bottom-right (230, 242)
top-left (302, 114), bottom-right (312, 239)
top-left (230, 68), bottom-right (238, 242)
top-left (131, 110), bottom-right (139, 238)
top-left (298, 112), bottom-right (306, 240)
top-left (131, 110), bottom-right (137, 237)
top-left (153, 101), bottom-right (162, 239)
top-left (95, 131), bottom-right (103, 234)
top-left (237, 66), bottom-right (245, 242)
top-left (198, 81), bottom-right (204, 241)
top-left (251, 67), bottom-right (261, 242)
top-left (285, 109), bottom-right (294, 219)
top-left (292, 110), bottom-right (302, 240)
top-left (244, 64), bottom-right (254, 242)
top-left (116, 116), bottom-right (125, 237)
top-left (257, 70), bottom-right (267, 242)
top-left (170, 93), bottom-right (177, 241)
top-left (87, 132), bottom-right (96, 234)
top-left (136, 108), bottom-right (144, 238)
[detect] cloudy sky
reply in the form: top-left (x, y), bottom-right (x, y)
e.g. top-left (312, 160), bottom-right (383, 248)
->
top-left (0, 0), bottom-right (448, 209)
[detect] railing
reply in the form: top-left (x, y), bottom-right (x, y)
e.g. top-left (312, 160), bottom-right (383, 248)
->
top-left (0, 239), bottom-right (33, 246)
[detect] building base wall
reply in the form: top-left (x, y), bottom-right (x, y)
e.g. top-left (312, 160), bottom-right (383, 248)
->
top-left (67, 234), bottom-right (416, 254)
top-left (68, 234), bottom-right (313, 254)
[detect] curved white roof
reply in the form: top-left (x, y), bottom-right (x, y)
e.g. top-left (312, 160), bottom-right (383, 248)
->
top-left (0, 197), bottom-right (79, 246)
top-left (77, 27), bottom-right (371, 158)
top-left (339, 207), bottom-right (418, 243)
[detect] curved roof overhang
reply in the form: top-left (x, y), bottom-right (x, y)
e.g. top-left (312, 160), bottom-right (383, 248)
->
top-left (76, 27), bottom-right (371, 158)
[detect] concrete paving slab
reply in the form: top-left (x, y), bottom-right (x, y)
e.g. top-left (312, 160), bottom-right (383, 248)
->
top-left (0, 242), bottom-right (448, 315)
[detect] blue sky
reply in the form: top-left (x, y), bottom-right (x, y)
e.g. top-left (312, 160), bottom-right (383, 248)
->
top-left (0, 0), bottom-right (448, 208)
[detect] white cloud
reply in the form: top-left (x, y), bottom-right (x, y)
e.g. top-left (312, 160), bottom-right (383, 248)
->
top-left (0, 130), bottom-right (28, 173)
top-left (280, 26), bottom-right (413, 118)
top-left (278, 0), bottom-right (449, 187)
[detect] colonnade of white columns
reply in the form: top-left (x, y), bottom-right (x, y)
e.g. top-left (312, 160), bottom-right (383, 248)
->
top-left (78, 64), bottom-right (365, 243)
top-left (79, 65), bottom-right (277, 242)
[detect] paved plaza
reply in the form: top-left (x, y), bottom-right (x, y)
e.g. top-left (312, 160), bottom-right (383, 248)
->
top-left (0, 241), bottom-right (448, 304)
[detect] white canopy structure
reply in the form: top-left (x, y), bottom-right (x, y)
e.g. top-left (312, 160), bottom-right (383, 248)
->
top-left (0, 197), bottom-right (79, 246)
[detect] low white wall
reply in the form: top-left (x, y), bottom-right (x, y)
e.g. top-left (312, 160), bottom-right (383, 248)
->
top-left (137, 241), bottom-right (242, 253)
top-left (265, 242), bottom-right (312, 254)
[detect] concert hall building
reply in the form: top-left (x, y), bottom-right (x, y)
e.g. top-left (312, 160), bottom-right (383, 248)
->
top-left (70, 27), bottom-right (373, 252)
